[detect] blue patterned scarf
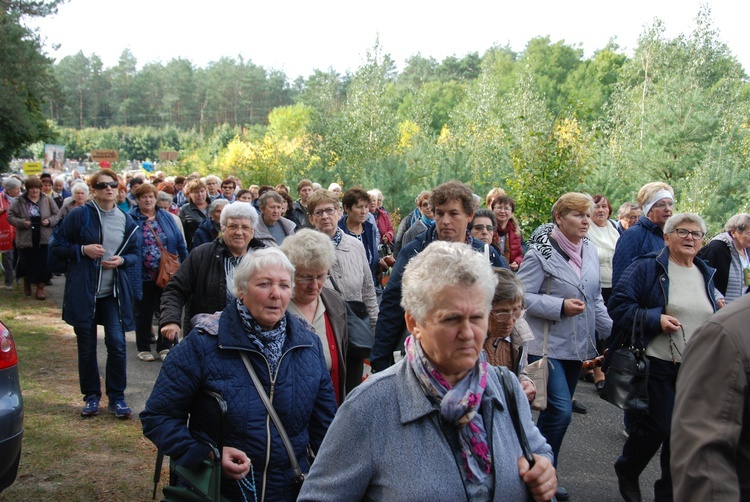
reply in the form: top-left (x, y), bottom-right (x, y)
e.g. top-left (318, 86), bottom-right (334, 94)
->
top-left (236, 299), bottom-right (287, 375)
top-left (405, 335), bottom-right (492, 483)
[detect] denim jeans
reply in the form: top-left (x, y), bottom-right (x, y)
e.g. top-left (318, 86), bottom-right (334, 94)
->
top-left (616, 356), bottom-right (679, 502)
top-left (528, 356), bottom-right (582, 467)
top-left (74, 295), bottom-right (127, 401)
top-left (1, 249), bottom-right (14, 286)
top-left (134, 281), bottom-right (172, 352)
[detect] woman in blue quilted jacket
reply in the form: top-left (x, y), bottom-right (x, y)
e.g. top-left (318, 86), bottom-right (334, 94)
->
top-left (141, 247), bottom-right (337, 501)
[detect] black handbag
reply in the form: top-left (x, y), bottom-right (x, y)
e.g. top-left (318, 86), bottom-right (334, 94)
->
top-left (327, 275), bottom-right (373, 360)
top-left (602, 310), bottom-right (650, 414)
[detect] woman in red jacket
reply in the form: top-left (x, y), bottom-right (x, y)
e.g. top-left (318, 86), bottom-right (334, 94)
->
top-left (491, 195), bottom-right (524, 271)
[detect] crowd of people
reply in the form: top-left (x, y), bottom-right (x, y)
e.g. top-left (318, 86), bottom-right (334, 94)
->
top-left (1, 168), bottom-right (749, 501)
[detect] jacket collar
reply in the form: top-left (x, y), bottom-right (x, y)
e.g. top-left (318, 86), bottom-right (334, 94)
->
top-left (636, 215), bottom-right (664, 235)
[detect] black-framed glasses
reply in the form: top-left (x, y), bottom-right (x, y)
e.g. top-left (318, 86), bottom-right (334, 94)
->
top-left (92, 181), bottom-right (118, 190)
top-left (491, 308), bottom-right (526, 322)
top-left (472, 224), bottom-right (495, 232)
top-left (313, 207), bottom-right (337, 217)
top-left (224, 223), bottom-right (253, 232)
top-left (672, 228), bottom-right (705, 240)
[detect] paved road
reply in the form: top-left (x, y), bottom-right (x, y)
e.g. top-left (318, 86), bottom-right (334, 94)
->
top-left (45, 276), bottom-right (662, 501)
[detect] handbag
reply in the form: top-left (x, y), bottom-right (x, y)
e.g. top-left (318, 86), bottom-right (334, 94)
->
top-left (240, 352), bottom-right (308, 493)
top-left (526, 276), bottom-right (552, 411)
top-left (602, 310), bottom-right (650, 414)
top-left (327, 274), bottom-right (373, 360)
top-left (147, 222), bottom-right (180, 289)
top-left (496, 366), bottom-right (557, 502)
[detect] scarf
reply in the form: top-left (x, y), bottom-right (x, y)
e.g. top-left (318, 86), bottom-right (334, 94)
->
top-left (420, 213), bottom-right (435, 226)
top-left (236, 299), bottom-right (287, 375)
top-left (405, 335), bottom-right (492, 483)
top-left (551, 225), bottom-right (583, 277)
top-left (331, 227), bottom-right (343, 248)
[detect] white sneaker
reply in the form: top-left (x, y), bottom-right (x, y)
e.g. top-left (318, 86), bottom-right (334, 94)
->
top-left (138, 351), bottom-right (156, 362)
top-left (158, 349), bottom-right (170, 362)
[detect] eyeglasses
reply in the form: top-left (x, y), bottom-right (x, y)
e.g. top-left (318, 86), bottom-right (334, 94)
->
top-left (296, 273), bottom-right (327, 284)
top-left (491, 308), bottom-right (526, 322)
top-left (224, 223), bottom-right (253, 232)
top-left (313, 207), bottom-right (337, 218)
top-left (652, 201), bottom-right (674, 210)
top-left (472, 224), bottom-right (495, 232)
top-left (92, 181), bottom-right (118, 190)
top-left (222, 185), bottom-right (235, 189)
top-left (672, 228), bottom-right (705, 240)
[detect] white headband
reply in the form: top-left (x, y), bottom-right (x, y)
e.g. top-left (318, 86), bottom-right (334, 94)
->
top-left (642, 190), bottom-right (673, 216)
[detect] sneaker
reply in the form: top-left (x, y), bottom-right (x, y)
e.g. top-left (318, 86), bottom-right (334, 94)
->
top-left (158, 349), bottom-right (170, 362)
top-left (138, 351), bottom-right (156, 362)
top-left (81, 395), bottom-right (100, 417)
top-left (108, 399), bottom-right (132, 419)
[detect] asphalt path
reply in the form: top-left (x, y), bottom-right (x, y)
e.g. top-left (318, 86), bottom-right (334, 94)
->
top-left (45, 276), bottom-right (662, 501)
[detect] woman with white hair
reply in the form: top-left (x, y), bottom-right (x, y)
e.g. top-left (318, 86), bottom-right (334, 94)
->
top-left (142, 247), bottom-right (337, 501)
top-left (300, 241), bottom-right (556, 501)
top-left (192, 198), bottom-right (229, 248)
top-left (280, 229), bottom-right (348, 403)
top-left (203, 174), bottom-right (223, 202)
top-left (0, 177), bottom-right (22, 289)
top-left (608, 213), bottom-right (719, 502)
top-left (697, 213), bottom-right (750, 303)
top-left (58, 181), bottom-right (90, 220)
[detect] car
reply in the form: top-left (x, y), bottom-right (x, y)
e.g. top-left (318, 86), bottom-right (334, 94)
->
top-left (0, 320), bottom-right (23, 492)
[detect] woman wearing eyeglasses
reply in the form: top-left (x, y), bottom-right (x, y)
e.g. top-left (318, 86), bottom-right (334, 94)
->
top-left (491, 195), bottom-right (524, 271)
top-left (485, 268), bottom-right (536, 402)
top-left (469, 209), bottom-right (498, 249)
top-left (697, 213), bottom-right (750, 303)
top-left (607, 212), bottom-right (719, 502)
top-left (49, 169), bottom-right (141, 419)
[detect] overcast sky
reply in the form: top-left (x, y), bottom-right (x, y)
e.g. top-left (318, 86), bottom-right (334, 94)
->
top-left (29, 0), bottom-right (749, 79)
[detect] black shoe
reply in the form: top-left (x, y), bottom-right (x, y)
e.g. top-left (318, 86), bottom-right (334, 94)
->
top-left (572, 399), bottom-right (587, 414)
top-left (580, 372), bottom-right (595, 383)
top-left (615, 463), bottom-right (642, 502)
top-left (555, 484), bottom-right (570, 501)
top-left (595, 380), bottom-right (606, 396)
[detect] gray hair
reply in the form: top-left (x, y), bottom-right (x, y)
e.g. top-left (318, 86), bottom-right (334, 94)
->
top-left (368, 189), bottom-right (383, 202)
top-left (2, 177), bottom-right (22, 191)
top-left (208, 198), bottom-right (230, 216)
top-left (664, 213), bottom-right (707, 235)
top-left (204, 175), bottom-right (221, 185)
top-left (258, 190), bottom-right (283, 208)
top-left (53, 174), bottom-right (67, 185)
top-left (156, 190), bottom-right (172, 203)
top-left (471, 209), bottom-right (497, 229)
top-left (401, 241), bottom-right (497, 323)
top-left (492, 268), bottom-right (525, 305)
top-left (231, 247), bottom-right (295, 297)
top-left (724, 213), bottom-right (750, 233)
top-left (71, 182), bottom-right (90, 195)
top-left (279, 229), bottom-right (336, 272)
top-left (617, 202), bottom-right (640, 219)
top-left (220, 201), bottom-right (259, 228)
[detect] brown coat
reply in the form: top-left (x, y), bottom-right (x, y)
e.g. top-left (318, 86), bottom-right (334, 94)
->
top-left (483, 318), bottom-right (535, 387)
top-left (671, 293), bottom-right (750, 501)
top-left (7, 193), bottom-right (59, 249)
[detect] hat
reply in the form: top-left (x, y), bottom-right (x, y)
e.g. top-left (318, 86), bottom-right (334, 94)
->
top-left (40, 172), bottom-right (52, 180)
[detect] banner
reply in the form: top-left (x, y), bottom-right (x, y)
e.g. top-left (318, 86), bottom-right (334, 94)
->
top-left (44, 144), bottom-right (65, 170)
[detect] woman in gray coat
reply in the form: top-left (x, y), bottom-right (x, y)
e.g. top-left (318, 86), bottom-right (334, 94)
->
top-left (516, 192), bottom-right (612, 499)
top-left (299, 241), bottom-right (556, 502)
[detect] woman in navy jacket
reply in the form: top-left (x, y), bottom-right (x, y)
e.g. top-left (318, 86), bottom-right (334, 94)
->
top-left (130, 183), bottom-right (188, 362)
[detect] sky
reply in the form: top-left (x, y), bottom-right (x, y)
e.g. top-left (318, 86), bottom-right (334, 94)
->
top-left (29, 0), bottom-right (750, 79)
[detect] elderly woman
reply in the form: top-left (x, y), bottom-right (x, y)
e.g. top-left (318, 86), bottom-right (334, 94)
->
top-left (203, 174), bottom-right (223, 202)
top-left (697, 213), bottom-right (750, 303)
top-left (492, 195), bottom-right (524, 271)
top-left (368, 189), bottom-right (394, 246)
top-left (612, 182), bottom-right (674, 288)
top-left (307, 189), bottom-right (378, 390)
top-left (280, 229), bottom-right (348, 403)
top-left (469, 209), bottom-right (498, 248)
top-left (299, 242), bottom-right (556, 501)
top-left (8, 177), bottom-right (59, 299)
top-left (141, 248), bottom-right (337, 501)
top-left (608, 213), bottom-right (718, 502)
top-left (178, 179), bottom-right (209, 250)
top-left (339, 188), bottom-right (379, 287)
top-left (160, 202), bottom-right (266, 341)
top-left (58, 181), bottom-right (90, 220)
top-left (394, 190), bottom-right (432, 257)
top-left (1, 177), bottom-right (22, 289)
top-left (156, 190), bottom-right (185, 238)
top-left (130, 184), bottom-right (188, 362)
top-left (192, 198), bottom-right (229, 248)
top-left (485, 268), bottom-right (536, 402)
top-left (616, 202), bottom-right (641, 234)
top-left (516, 192), bottom-right (612, 500)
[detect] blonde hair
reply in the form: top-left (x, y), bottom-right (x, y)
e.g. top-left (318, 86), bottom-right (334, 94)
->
top-left (552, 192), bottom-right (594, 219)
top-left (637, 182), bottom-right (674, 209)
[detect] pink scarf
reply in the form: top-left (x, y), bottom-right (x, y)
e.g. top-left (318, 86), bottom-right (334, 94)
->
top-left (551, 225), bottom-right (583, 277)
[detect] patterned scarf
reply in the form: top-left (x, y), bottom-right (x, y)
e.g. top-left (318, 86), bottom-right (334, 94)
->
top-left (236, 299), bottom-right (287, 375)
top-left (405, 335), bottom-right (492, 483)
top-left (331, 227), bottom-right (343, 248)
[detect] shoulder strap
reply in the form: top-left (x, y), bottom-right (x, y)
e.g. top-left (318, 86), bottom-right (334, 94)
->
top-left (496, 366), bottom-right (535, 467)
top-left (146, 221), bottom-right (167, 252)
top-left (543, 275), bottom-right (551, 356)
top-left (239, 352), bottom-right (305, 484)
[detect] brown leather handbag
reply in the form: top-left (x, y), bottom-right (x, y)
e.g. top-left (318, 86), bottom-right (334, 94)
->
top-left (147, 222), bottom-right (180, 289)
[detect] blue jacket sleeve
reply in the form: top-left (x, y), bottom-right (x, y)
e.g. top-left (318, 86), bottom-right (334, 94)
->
top-left (612, 230), bottom-right (642, 289)
top-left (607, 259), bottom-right (663, 348)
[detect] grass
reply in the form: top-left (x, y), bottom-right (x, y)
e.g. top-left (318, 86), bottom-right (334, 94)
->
top-left (0, 288), bottom-right (162, 501)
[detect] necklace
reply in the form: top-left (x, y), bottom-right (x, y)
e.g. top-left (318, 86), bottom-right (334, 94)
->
top-left (668, 326), bottom-right (687, 364)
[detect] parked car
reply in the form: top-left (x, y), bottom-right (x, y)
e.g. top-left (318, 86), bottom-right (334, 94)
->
top-left (0, 320), bottom-right (23, 492)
